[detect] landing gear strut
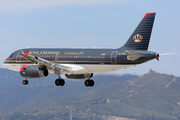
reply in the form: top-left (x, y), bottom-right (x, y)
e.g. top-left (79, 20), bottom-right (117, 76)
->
top-left (22, 79), bottom-right (28, 85)
top-left (84, 79), bottom-right (94, 87)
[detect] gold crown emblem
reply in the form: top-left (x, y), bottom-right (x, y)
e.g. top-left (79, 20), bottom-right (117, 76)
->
top-left (133, 34), bottom-right (143, 42)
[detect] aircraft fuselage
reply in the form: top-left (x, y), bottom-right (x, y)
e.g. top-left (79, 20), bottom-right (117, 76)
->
top-left (4, 48), bottom-right (157, 74)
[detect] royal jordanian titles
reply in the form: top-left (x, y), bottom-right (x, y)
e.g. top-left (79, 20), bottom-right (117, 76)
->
top-left (4, 13), bottom-right (163, 87)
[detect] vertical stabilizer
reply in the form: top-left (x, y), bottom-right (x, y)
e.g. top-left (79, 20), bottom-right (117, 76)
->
top-left (121, 13), bottom-right (156, 50)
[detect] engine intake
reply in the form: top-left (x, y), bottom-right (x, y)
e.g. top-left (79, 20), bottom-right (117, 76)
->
top-left (20, 66), bottom-right (49, 78)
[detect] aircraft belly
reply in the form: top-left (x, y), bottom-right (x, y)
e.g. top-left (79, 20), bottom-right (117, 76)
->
top-left (3, 64), bottom-right (31, 72)
top-left (4, 63), bottom-right (135, 74)
top-left (77, 64), bottom-right (135, 73)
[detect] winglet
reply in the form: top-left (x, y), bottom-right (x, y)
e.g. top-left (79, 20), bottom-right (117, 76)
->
top-left (24, 50), bottom-right (30, 56)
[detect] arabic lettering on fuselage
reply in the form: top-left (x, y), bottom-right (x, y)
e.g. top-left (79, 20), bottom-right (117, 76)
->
top-left (64, 52), bottom-right (84, 55)
top-left (29, 51), bottom-right (60, 55)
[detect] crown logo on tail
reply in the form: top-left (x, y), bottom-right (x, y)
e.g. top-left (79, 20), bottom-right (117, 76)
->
top-left (133, 34), bottom-right (143, 42)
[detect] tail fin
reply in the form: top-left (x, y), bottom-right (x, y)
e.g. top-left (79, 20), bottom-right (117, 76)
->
top-left (121, 12), bottom-right (156, 50)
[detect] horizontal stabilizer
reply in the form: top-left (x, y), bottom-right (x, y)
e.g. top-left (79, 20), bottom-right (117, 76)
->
top-left (159, 53), bottom-right (176, 56)
top-left (125, 51), bottom-right (143, 61)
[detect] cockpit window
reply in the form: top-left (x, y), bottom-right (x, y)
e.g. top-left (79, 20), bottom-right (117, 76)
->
top-left (8, 54), bottom-right (13, 58)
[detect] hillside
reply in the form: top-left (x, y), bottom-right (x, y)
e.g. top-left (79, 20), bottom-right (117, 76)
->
top-left (0, 68), bottom-right (137, 113)
top-left (0, 69), bottom-right (180, 120)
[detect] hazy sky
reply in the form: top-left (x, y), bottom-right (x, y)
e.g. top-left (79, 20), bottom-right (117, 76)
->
top-left (0, 0), bottom-right (179, 76)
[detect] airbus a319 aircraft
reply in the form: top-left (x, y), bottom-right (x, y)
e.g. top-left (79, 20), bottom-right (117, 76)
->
top-left (4, 12), bottom-right (160, 87)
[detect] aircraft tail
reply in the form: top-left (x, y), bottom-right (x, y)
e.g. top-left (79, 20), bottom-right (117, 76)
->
top-left (121, 13), bottom-right (156, 50)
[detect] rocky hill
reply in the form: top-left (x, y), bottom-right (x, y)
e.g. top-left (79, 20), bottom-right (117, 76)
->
top-left (0, 68), bottom-right (180, 120)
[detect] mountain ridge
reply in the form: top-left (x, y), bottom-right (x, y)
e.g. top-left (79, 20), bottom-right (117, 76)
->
top-left (0, 68), bottom-right (180, 119)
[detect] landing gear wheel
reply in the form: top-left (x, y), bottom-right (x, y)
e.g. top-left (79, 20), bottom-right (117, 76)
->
top-left (90, 80), bottom-right (94, 87)
top-left (55, 79), bottom-right (65, 86)
top-left (84, 79), bottom-right (94, 87)
top-left (22, 80), bottom-right (28, 85)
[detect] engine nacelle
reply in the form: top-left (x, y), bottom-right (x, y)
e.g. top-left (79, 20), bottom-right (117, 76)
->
top-left (20, 66), bottom-right (49, 78)
top-left (65, 73), bottom-right (93, 79)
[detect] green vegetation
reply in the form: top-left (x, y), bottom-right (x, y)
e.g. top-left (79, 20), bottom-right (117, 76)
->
top-left (0, 68), bottom-right (180, 120)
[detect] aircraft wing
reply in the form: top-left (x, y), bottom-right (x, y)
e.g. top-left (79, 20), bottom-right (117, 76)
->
top-left (124, 51), bottom-right (143, 61)
top-left (20, 50), bottom-right (72, 72)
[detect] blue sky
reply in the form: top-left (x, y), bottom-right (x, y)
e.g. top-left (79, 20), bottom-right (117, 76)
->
top-left (0, 0), bottom-right (179, 76)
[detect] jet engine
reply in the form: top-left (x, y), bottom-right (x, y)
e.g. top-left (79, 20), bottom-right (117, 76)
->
top-left (65, 73), bottom-right (93, 79)
top-left (20, 66), bottom-right (49, 78)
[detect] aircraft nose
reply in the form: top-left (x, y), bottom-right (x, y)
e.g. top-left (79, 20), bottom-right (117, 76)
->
top-left (3, 53), bottom-right (14, 69)
top-left (3, 59), bottom-right (9, 69)
top-left (3, 57), bottom-right (9, 64)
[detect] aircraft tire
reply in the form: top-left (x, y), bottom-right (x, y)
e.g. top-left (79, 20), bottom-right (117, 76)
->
top-left (89, 80), bottom-right (94, 87)
top-left (22, 80), bottom-right (28, 85)
top-left (55, 79), bottom-right (65, 86)
top-left (55, 79), bottom-right (60, 86)
top-left (59, 79), bottom-right (65, 86)
top-left (84, 79), bottom-right (94, 87)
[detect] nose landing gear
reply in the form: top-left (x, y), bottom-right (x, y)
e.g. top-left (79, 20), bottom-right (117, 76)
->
top-left (22, 79), bottom-right (28, 85)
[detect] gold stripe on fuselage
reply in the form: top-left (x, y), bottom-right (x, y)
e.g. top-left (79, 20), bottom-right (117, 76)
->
top-left (4, 59), bottom-right (146, 64)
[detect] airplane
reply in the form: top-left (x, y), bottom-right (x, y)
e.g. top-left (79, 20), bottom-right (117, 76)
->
top-left (3, 12), bottom-right (159, 87)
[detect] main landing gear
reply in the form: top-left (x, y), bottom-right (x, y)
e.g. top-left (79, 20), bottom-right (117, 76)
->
top-left (84, 79), bottom-right (94, 87)
top-left (55, 78), bottom-right (65, 86)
